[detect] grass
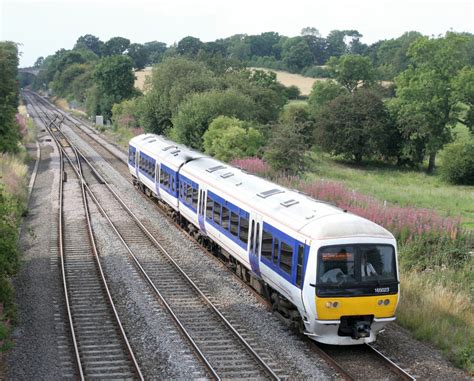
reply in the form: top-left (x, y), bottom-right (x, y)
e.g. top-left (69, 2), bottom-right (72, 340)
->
top-left (398, 269), bottom-right (473, 373)
top-left (305, 150), bottom-right (474, 229)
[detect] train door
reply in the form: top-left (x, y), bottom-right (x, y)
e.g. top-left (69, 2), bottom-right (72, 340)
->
top-left (249, 214), bottom-right (263, 277)
top-left (197, 187), bottom-right (207, 234)
top-left (154, 161), bottom-right (161, 198)
top-left (135, 150), bottom-right (140, 178)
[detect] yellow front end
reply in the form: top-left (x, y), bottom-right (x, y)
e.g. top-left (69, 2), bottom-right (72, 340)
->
top-left (316, 293), bottom-right (398, 320)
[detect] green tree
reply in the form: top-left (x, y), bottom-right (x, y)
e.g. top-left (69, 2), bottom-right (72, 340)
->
top-left (0, 41), bottom-right (20, 152)
top-left (391, 33), bottom-right (472, 173)
top-left (142, 57), bottom-right (217, 134)
top-left (308, 80), bottom-right (346, 112)
top-left (452, 66), bottom-right (474, 132)
top-left (144, 41), bottom-right (167, 63)
top-left (315, 89), bottom-right (394, 163)
top-left (281, 37), bottom-right (313, 72)
top-left (93, 55), bottom-right (136, 118)
top-left (170, 89), bottom-right (257, 149)
top-left (203, 116), bottom-right (264, 161)
top-left (104, 36), bottom-right (130, 56)
top-left (264, 121), bottom-right (308, 174)
top-left (327, 54), bottom-right (375, 93)
top-left (127, 43), bottom-right (148, 69)
top-left (440, 140), bottom-right (474, 185)
top-left (74, 34), bottom-right (104, 56)
top-left (177, 36), bottom-right (204, 57)
top-left (326, 30), bottom-right (361, 58)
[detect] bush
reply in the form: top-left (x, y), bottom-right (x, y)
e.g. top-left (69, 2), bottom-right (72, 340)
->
top-left (302, 65), bottom-right (331, 78)
top-left (441, 140), bottom-right (474, 185)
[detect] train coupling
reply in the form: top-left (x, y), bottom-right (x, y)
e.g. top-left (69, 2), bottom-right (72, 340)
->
top-left (338, 315), bottom-right (374, 340)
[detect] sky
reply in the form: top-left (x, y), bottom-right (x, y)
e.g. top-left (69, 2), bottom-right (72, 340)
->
top-left (1, 0), bottom-right (473, 67)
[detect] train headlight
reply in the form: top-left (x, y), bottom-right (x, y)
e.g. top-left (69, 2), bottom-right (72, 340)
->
top-left (378, 299), bottom-right (384, 305)
top-left (325, 301), bottom-right (340, 308)
top-left (384, 299), bottom-right (390, 305)
top-left (378, 299), bottom-right (391, 306)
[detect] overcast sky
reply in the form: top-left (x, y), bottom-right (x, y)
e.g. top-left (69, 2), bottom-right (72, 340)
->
top-left (1, 0), bottom-right (473, 67)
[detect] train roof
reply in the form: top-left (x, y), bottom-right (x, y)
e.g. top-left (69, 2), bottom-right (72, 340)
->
top-left (130, 134), bottom-right (394, 241)
top-left (130, 133), bottom-right (205, 169)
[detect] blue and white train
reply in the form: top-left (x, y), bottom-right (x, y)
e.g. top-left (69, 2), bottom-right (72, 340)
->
top-left (129, 134), bottom-right (400, 345)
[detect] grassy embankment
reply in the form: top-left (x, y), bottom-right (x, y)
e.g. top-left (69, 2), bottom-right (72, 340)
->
top-left (0, 107), bottom-right (35, 351)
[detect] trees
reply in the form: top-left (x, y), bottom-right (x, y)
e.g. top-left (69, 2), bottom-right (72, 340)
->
top-left (177, 36), bottom-right (204, 57)
top-left (170, 89), bottom-right (257, 149)
top-left (281, 37), bottom-right (313, 72)
top-left (391, 33), bottom-right (472, 172)
top-left (327, 54), bottom-right (375, 93)
top-left (74, 34), bottom-right (104, 56)
top-left (93, 55), bottom-right (136, 118)
top-left (142, 57), bottom-right (217, 134)
top-left (264, 121), bottom-right (308, 174)
top-left (126, 43), bottom-right (148, 69)
top-left (0, 41), bottom-right (20, 152)
top-left (315, 89), bottom-right (393, 163)
top-left (308, 80), bottom-right (345, 112)
top-left (440, 140), bottom-right (474, 185)
top-left (104, 37), bottom-right (130, 56)
top-left (203, 116), bottom-right (263, 161)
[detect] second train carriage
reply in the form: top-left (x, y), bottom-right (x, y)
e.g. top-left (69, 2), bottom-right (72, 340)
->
top-left (128, 133), bottom-right (400, 345)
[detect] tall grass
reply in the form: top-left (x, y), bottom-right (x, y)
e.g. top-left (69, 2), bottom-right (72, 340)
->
top-left (398, 270), bottom-right (473, 372)
top-left (0, 152), bottom-right (28, 351)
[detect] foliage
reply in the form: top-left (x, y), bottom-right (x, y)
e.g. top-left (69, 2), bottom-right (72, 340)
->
top-left (373, 31), bottom-right (423, 79)
top-left (391, 32), bottom-right (472, 172)
top-left (302, 65), bottom-right (331, 78)
top-left (104, 36), bottom-right (130, 56)
top-left (93, 55), bottom-right (136, 118)
top-left (440, 140), bottom-right (474, 185)
top-left (0, 41), bottom-right (20, 153)
top-left (231, 157), bottom-right (271, 176)
top-left (315, 89), bottom-right (394, 162)
top-left (452, 66), bottom-right (474, 132)
top-left (170, 89), bottom-right (257, 149)
top-left (327, 54), bottom-right (376, 92)
top-left (264, 121), bottom-right (309, 174)
top-left (281, 37), bottom-right (313, 72)
top-left (177, 36), bottom-right (204, 57)
top-left (203, 116), bottom-right (264, 161)
top-left (127, 43), bottom-right (148, 70)
top-left (308, 80), bottom-right (345, 112)
top-left (0, 154), bottom-right (27, 323)
top-left (142, 57), bottom-right (217, 134)
top-left (74, 34), bottom-right (104, 56)
top-left (111, 96), bottom-right (146, 130)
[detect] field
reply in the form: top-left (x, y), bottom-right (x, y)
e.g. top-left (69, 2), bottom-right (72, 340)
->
top-left (134, 67), bottom-right (153, 92)
top-left (134, 66), bottom-right (323, 96)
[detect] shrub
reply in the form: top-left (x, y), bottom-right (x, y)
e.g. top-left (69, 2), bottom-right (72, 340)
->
top-left (302, 65), bottom-right (331, 78)
top-left (441, 140), bottom-right (474, 185)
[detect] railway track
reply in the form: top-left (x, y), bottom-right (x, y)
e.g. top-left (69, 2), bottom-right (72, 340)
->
top-left (26, 91), bottom-right (281, 380)
top-left (27, 94), bottom-right (143, 380)
top-left (26, 90), bottom-right (417, 380)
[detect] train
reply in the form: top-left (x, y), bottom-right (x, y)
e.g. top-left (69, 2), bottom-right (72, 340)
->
top-left (128, 133), bottom-right (400, 345)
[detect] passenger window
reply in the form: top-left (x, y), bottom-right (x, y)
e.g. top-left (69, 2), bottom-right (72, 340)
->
top-left (206, 197), bottom-right (213, 220)
top-left (280, 241), bottom-right (293, 274)
top-left (249, 220), bottom-right (255, 251)
top-left (261, 229), bottom-right (273, 260)
top-left (185, 184), bottom-right (192, 203)
top-left (273, 238), bottom-right (280, 264)
top-left (213, 202), bottom-right (221, 225)
top-left (296, 244), bottom-right (304, 287)
top-left (192, 188), bottom-right (198, 209)
top-left (221, 206), bottom-right (230, 230)
top-left (240, 217), bottom-right (249, 244)
top-left (230, 212), bottom-right (239, 236)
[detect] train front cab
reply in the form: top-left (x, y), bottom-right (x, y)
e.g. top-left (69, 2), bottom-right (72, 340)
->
top-left (304, 239), bottom-right (399, 345)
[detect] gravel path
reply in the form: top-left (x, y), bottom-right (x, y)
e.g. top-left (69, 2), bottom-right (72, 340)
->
top-left (5, 120), bottom-right (65, 380)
